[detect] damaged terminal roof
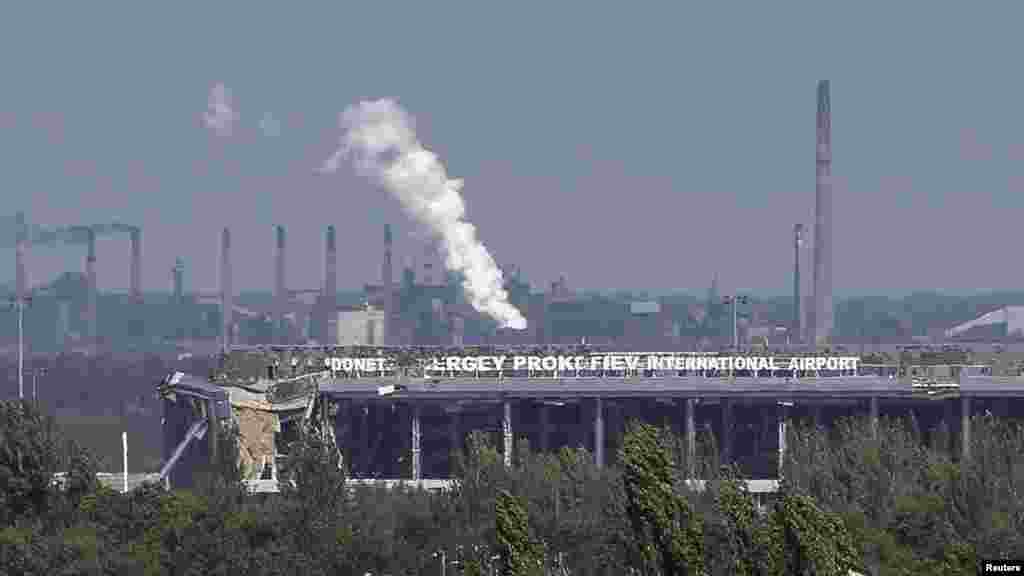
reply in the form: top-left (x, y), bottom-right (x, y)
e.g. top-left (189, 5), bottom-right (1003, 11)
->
top-left (166, 344), bottom-right (1024, 405)
top-left (158, 345), bottom-right (1024, 486)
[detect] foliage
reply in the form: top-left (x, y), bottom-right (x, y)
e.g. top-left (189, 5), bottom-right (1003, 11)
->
top-left (0, 400), bottom-right (61, 524)
top-left (495, 489), bottom-right (544, 576)
top-left (704, 469), bottom-right (773, 576)
top-left (767, 489), bottom-right (860, 576)
top-left (619, 421), bottom-right (704, 576)
top-left (11, 396), bottom-right (1024, 575)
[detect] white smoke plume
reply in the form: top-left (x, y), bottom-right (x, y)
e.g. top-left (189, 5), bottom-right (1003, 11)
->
top-left (203, 83), bottom-right (237, 137)
top-left (321, 99), bottom-right (527, 330)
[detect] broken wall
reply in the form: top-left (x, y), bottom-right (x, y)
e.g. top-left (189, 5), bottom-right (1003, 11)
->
top-left (234, 405), bottom-right (277, 480)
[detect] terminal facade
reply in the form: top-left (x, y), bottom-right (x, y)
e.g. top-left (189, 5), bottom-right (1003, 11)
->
top-left (159, 345), bottom-right (1024, 490)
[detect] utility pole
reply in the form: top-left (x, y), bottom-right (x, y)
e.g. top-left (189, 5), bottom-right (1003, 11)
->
top-left (8, 296), bottom-right (32, 400)
top-left (793, 223), bottom-right (803, 347)
top-left (722, 295), bottom-right (749, 349)
top-left (32, 368), bottom-right (45, 406)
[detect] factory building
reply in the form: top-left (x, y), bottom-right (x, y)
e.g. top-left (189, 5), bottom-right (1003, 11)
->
top-left (336, 305), bottom-right (386, 346)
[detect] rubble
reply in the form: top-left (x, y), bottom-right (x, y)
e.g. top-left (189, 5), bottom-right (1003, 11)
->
top-left (234, 405), bottom-right (277, 479)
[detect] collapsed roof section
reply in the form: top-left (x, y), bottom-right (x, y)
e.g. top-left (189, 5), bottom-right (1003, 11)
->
top-left (160, 359), bottom-right (337, 484)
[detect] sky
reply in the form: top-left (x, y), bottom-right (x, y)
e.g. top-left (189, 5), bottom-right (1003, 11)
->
top-left (1, 2), bottom-right (1022, 299)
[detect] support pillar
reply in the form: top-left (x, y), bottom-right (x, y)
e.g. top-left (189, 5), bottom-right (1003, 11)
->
top-left (594, 398), bottom-right (605, 469)
top-left (810, 404), bottom-right (823, 429)
top-left (360, 404), bottom-right (371, 475)
top-left (684, 399), bottom-right (696, 478)
top-left (961, 396), bottom-right (971, 462)
top-left (503, 401), bottom-right (513, 468)
top-left (721, 399), bottom-right (733, 465)
top-left (944, 399), bottom-right (955, 454)
top-left (869, 396), bottom-right (879, 440)
top-left (411, 404), bottom-right (422, 481)
top-left (539, 403), bottom-right (550, 453)
top-left (777, 403), bottom-right (789, 479)
top-left (207, 398), bottom-right (219, 465)
top-left (447, 409), bottom-right (460, 477)
top-left (336, 399), bottom-right (352, 472)
top-left (449, 410), bottom-right (460, 454)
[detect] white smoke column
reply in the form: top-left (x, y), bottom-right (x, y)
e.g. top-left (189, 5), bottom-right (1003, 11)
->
top-left (322, 99), bottom-right (527, 330)
top-left (203, 83), bottom-right (237, 137)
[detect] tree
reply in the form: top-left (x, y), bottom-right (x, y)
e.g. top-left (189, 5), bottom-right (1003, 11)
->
top-left (450, 430), bottom-right (508, 547)
top-left (0, 400), bottom-right (62, 525)
top-left (766, 489), bottom-right (861, 576)
top-left (704, 469), bottom-right (772, 576)
top-left (619, 421), bottom-right (704, 576)
top-left (495, 489), bottom-right (543, 576)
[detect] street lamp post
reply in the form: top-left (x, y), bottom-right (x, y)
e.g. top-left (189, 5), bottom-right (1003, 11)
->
top-left (722, 295), bottom-right (749, 349)
top-left (8, 296), bottom-right (32, 400)
top-left (433, 549), bottom-right (447, 576)
top-left (31, 367), bottom-right (46, 406)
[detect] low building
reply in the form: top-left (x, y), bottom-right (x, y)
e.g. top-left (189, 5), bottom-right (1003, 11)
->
top-left (336, 306), bottom-right (386, 346)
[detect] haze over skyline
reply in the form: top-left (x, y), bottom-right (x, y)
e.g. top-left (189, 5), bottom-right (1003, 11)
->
top-left (1, 2), bottom-right (1022, 299)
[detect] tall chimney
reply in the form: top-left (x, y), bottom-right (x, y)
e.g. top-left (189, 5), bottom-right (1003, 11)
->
top-left (14, 211), bottom-right (26, 304)
top-left (382, 224), bottom-right (393, 345)
top-left (57, 300), bottom-right (70, 349)
top-left (451, 313), bottom-right (465, 346)
top-left (172, 258), bottom-right (184, 305)
top-left (129, 227), bottom-right (142, 302)
top-left (220, 228), bottom-right (233, 353)
top-left (811, 80), bottom-right (833, 348)
top-left (86, 227), bottom-right (97, 351)
top-left (274, 225), bottom-right (286, 344)
top-left (793, 223), bottom-right (803, 345)
top-left (323, 225), bottom-right (337, 344)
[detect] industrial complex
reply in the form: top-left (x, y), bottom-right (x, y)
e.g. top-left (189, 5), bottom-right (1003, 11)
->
top-left (9, 81), bottom-right (1024, 494)
top-left (149, 82), bottom-right (1024, 492)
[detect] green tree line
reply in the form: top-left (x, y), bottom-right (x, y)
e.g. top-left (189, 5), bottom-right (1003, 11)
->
top-left (2, 398), bottom-right (1022, 574)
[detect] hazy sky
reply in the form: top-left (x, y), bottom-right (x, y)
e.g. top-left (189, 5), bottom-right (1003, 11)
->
top-left (1, 2), bottom-right (1022, 298)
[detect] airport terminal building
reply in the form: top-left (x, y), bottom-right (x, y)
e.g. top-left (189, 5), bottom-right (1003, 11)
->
top-left (159, 345), bottom-right (1024, 491)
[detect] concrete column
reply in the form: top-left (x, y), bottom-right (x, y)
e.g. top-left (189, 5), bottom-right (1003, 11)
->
top-left (334, 399), bottom-right (351, 472)
top-left (721, 399), bottom-right (733, 464)
top-left (869, 397), bottom-right (879, 440)
top-left (411, 404), bottom-right (422, 480)
top-left (594, 398), bottom-right (605, 469)
top-left (503, 401), bottom-right (513, 468)
top-left (944, 399), bottom-right (955, 454)
top-left (360, 404), bottom-right (371, 475)
top-left (684, 399), bottom-right (696, 478)
top-left (993, 398), bottom-right (1008, 420)
top-left (961, 396), bottom-right (971, 461)
top-left (207, 398), bottom-right (219, 465)
top-left (447, 409), bottom-right (460, 477)
top-left (777, 403), bottom-right (789, 479)
top-left (810, 404), bottom-right (823, 429)
top-left (539, 403), bottom-right (550, 453)
top-left (449, 410), bottom-right (460, 454)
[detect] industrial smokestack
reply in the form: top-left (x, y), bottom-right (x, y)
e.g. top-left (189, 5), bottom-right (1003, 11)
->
top-left (274, 225), bottom-right (286, 344)
top-left (323, 225), bottom-right (337, 344)
top-left (14, 212), bottom-right (26, 303)
top-left (172, 258), bottom-right (184, 305)
top-left (811, 80), bottom-right (833, 348)
top-left (129, 227), bottom-right (141, 302)
top-left (451, 313), bottom-right (465, 346)
top-left (383, 224), bottom-right (393, 345)
top-left (793, 223), bottom-right (803, 345)
top-left (220, 228), bottom-right (233, 353)
top-left (57, 300), bottom-right (70, 349)
top-left (86, 227), bottom-right (97, 351)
